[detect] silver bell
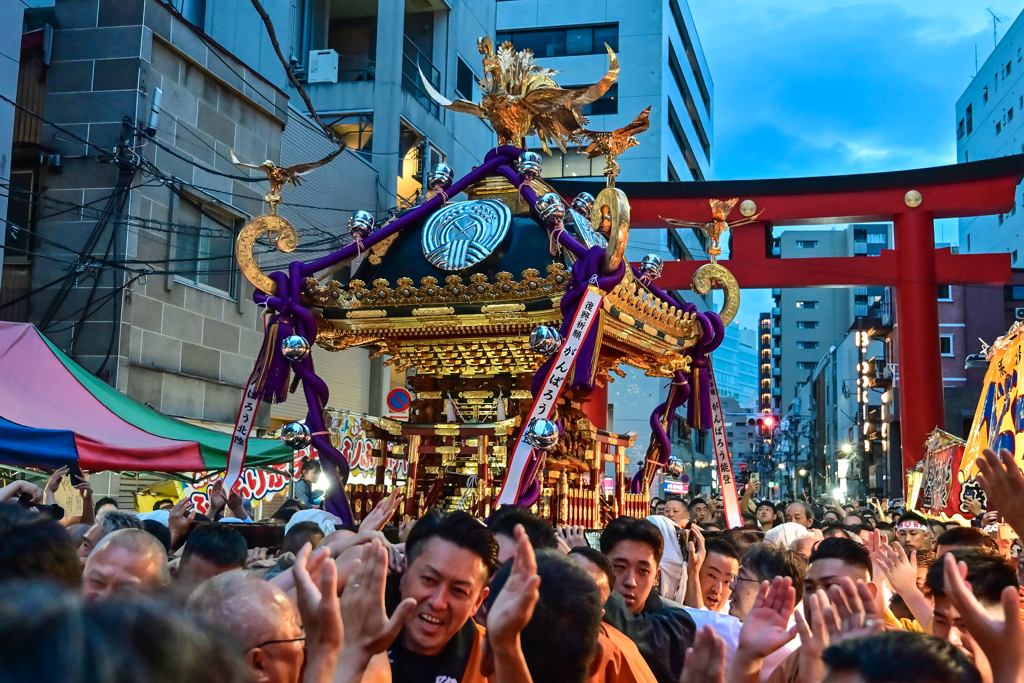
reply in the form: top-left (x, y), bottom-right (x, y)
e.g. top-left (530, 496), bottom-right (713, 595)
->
top-left (535, 192), bottom-right (566, 224)
top-left (640, 254), bottom-right (664, 280)
top-left (427, 163), bottom-right (454, 190)
top-left (571, 192), bottom-right (595, 216)
top-left (281, 335), bottom-right (311, 362)
top-left (529, 325), bottom-right (563, 356)
top-left (665, 457), bottom-right (684, 479)
top-left (523, 417), bottom-right (559, 451)
top-left (516, 152), bottom-right (543, 180)
top-left (280, 422), bottom-right (312, 450)
top-left (348, 210), bottom-right (375, 240)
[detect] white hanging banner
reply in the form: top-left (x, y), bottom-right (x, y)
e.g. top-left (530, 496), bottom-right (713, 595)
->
top-left (224, 369), bottom-right (263, 493)
top-left (496, 286), bottom-right (604, 506)
top-left (708, 364), bottom-right (742, 528)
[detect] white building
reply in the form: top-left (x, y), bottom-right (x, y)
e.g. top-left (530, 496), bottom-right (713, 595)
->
top-left (957, 8), bottom-right (1024, 262)
top-left (497, 0), bottom-right (715, 468)
top-left (713, 322), bottom-right (759, 410)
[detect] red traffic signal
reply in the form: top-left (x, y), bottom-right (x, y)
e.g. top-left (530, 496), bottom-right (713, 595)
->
top-left (763, 415), bottom-right (775, 429)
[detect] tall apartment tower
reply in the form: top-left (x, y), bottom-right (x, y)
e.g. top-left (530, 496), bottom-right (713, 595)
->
top-left (497, 0), bottom-right (715, 466)
top-left (770, 224), bottom-right (891, 413)
top-left (957, 8), bottom-right (1024, 261)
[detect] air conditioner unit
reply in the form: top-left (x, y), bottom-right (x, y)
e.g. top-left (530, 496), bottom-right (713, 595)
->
top-left (1016, 307), bottom-right (1024, 320)
top-left (307, 49), bottom-right (339, 84)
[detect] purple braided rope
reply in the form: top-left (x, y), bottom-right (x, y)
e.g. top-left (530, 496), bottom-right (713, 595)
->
top-left (629, 370), bottom-right (691, 494)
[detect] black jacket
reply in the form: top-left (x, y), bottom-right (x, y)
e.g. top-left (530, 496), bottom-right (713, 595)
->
top-left (602, 590), bottom-right (696, 683)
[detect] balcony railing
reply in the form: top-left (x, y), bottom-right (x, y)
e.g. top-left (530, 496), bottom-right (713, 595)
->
top-left (402, 36), bottom-right (441, 118)
top-left (338, 52), bottom-right (375, 82)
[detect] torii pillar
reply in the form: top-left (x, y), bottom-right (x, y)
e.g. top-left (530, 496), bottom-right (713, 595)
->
top-left (553, 155), bottom-right (1024, 476)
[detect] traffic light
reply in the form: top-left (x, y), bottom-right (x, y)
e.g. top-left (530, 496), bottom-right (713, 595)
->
top-left (763, 415), bottom-right (776, 429)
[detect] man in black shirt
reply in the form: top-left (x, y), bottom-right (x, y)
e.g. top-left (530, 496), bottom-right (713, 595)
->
top-left (387, 510), bottom-right (499, 683)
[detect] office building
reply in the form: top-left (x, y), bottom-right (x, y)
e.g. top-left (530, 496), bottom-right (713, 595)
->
top-left (956, 8), bottom-right (1024, 262)
top-left (713, 321), bottom-right (758, 409)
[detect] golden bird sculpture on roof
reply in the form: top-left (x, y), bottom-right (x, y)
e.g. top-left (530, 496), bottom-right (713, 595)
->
top-left (230, 147), bottom-right (344, 213)
top-left (662, 198), bottom-right (764, 264)
top-left (579, 106), bottom-right (651, 185)
top-left (419, 37), bottom-right (619, 151)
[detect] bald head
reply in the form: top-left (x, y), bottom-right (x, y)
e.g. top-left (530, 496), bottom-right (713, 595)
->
top-left (82, 528), bottom-right (169, 601)
top-left (189, 571), bottom-right (305, 683)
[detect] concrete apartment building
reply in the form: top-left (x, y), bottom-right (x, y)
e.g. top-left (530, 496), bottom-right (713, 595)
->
top-left (496, 0), bottom-right (716, 471)
top-left (713, 321), bottom-right (758, 409)
top-left (770, 223), bottom-right (891, 414)
top-left (957, 7), bottom-right (1024, 263)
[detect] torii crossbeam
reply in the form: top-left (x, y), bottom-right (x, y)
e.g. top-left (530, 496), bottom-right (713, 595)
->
top-left (553, 155), bottom-right (1024, 475)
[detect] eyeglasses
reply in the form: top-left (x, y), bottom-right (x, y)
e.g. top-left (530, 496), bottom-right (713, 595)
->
top-left (250, 634), bottom-right (306, 650)
top-left (729, 575), bottom-right (761, 591)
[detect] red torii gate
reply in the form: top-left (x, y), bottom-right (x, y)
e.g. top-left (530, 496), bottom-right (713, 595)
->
top-left (554, 155), bottom-right (1023, 473)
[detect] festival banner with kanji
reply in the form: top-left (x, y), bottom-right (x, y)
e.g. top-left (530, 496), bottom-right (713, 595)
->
top-left (960, 325), bottom-right (1024, 516)
top-left (916, 437), bottom-right (968, 519)
top-left (708, 366), bottom-right (742, 528)
top-left (496, 286), bottom-right (604, 506)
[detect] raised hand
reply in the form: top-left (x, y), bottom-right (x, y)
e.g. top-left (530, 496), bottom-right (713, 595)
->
top-left (964, 495), bottom-right (984, 519)
top-left (208, 480), bottom-right (228, 517)
top-left (737, 577), bottom-right (797, 658)
top-left (488, 525), bottom-right (541, 646)
top-left (794, 591), bottom-right (837, 683)
top-left (976, 447), bottom-right (1024, 536)
top-left (167, 498), bottom-right (196, 548)
top-left (339, 540), bottom-right (417, 670)
top-left (360, 488), bottom-right (403, 532)
top-left (942, 551), bottom-right (1024, 683)
top-left (294, 543), bottom-right (343, 683)
top-left (684, 527), bottom-right (707, 609)
top-left (45, 466), bottom-right (69, 493)
top-left (557, 524), bottom-right (589, 549)
top-left (824, 577), bottom-right (883, 644)
top-left (871, 543), bottom-right (918, 596)
top-left (0, 480), bottom-right (43, 505)
top-left (680, 625), bottom-right (727, 683)
top-left (398, 518), bottom-right (417, 543)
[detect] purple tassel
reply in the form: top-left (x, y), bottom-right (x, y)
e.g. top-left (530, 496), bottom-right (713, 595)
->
top-left (252, 317), bottom-right (294, 404)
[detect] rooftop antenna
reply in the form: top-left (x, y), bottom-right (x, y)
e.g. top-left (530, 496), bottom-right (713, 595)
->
top-left (987, 8), bottom-right (1007, 48)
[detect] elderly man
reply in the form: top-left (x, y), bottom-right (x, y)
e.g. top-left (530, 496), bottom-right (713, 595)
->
top-left (189, 571), bottom-right (306, 683)
top-left (784, 502), bottom-right (814, 529)
top-left (82, 528), bottom-right (169, 601)
top-left (78, 510), bottom-right (143, 562)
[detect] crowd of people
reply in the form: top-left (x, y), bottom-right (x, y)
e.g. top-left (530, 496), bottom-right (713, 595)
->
top-left (1, 448), bottom-right (1023, 683)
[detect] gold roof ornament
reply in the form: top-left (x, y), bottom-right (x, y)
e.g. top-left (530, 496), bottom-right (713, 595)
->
top-left (579, 106), bottom-right (652, 186)
top-left (230, 148), bottom-right (343, 214)
top-left (418, 37), bottom-right (618, 151)
top-left (661, 198), bottom-right (763, 264)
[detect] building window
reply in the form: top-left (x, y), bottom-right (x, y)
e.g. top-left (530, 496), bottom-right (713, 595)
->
top-left (667, 158), bottom-right (681, 182)
top-left (939, 334), bottom-right (954, 356)
top-left (867, 232), bottom-right (887, 244)
top-left (967, 233), bottom-right (971, 250)
top-left (530, 148), bottom-right (603, 178)
top-left (580, 83), bottom-right (617, 116)
top-left (797, 361), bottom-right (818, 370)
top-left (937, 284), bottom-right (952, 301)
top-left (984, 86), bottom-right (989, 103)
top-left (957, 118), bottom-right (965, 139)
top-left (997, 121), bottom-right (1002, 134)
top-left (330, 114), bottom-right (373, 159)
top-left (999, 214), bottom-right (1004, 225)
top-left (967, 104), bottom-right (973, 134)
top-left (173, 198), bottom-right (241, 299)
top-left (1015, 250), bottom-right (1020, 265)
top-left (667, 0), bottom-right (711, 115)
top-left (495, 23), bottom-right (618, 58)
top-left (667, 42), bottom-right (711, 160)
top-left (1004, 285), bottom-right (1024, 300)
top-left (4, 169), bottom-right (36, 258)
top-left (1009, 107), bottom-right (1015, 122)
top-left (456, 57), bottom-right (476, 101)
top-left (795, 301), bottom-right (818, 309)
top-left (796, 240), bottom-right (818, 248)
top-left (796, 321), bottom-right (819, 329)
top-left (1008, 61), bottom-right (1013, 76)
top-left (667, 101), bottom-right (704, 180)
top-left (797, 341), bottom-right (820, 350)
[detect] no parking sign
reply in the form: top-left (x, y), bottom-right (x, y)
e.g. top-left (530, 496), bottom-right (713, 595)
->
top-left (386, 387), bottom-right (411, 420)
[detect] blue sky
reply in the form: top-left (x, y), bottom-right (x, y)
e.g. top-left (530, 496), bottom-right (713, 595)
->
top-left (687, 0), bottom-right (1024, 329)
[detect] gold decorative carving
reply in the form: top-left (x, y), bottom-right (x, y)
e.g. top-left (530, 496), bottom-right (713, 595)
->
top-left (662, 198), bottom-right (764, 265)
top-left (417, 391), bottom-right (443, 400)
top-left (346, 309), bottom-right (387, 319)
top-left (459, 391), bottom-right (494, 399)
top-left (691, 263), bottom-right (740, 327)
top-left (593, 188), bottom-right (629, 273)
top-left (481, 303), bottom-right (526, 313)
top-left (605, 280), bottom-right (698, 338)
top-left (413, 307), bottom-right (456, 316)
top-left (368, 233), bottom-right (399, 265)
top-left (509, 390), bottom-right (533, 399)
top-left (310, 264), bottom-right (569, 309)
top-left (236, 215), bottom-right (298, 295)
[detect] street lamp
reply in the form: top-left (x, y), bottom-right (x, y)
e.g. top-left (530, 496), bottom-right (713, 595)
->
top-left (798, 469), bottom-right (808, 476)
top-left (841, 443), bottom-right (853, 455)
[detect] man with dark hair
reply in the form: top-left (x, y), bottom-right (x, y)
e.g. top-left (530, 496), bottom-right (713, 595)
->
top-left (688, 498), bottom-right (710, 525)
top-left (821, 524), bottom-right (852, 540)
top-left (599, 516), bottom-right (695, 683)
top-left (756, 500), bottom-right (779, 532)
top-left (152, 498), bottom-right (175, 511)
top-left (821, 631), bottom-right (981, 683)
top-left (488, 505), bottom-right (558, 561)
top-left (785, 501), bottom-right (814, 529)
top-left (696, 537), bottom-right (740, 613)
top-left (270, 499), bottom-right (304, 525)
top-left (487, 549), bottom-right (604, 683)
top-left (896, 511), bottom-right (934, 552)
top-left (0, 504), bottom-right (80, 587)
top-left (843, 513), bottom-right (865, 527)
top-left (935, 526), bottom-right (999, 557)
top-left (805, 537), bottom-right (875, 595)
top-left (78, 509), bottom-right (143, 561)
top-left (174, 524), bottom-right (248, 594)
top-left (568, 546), bottom-right (615, 603)
top-left (925, 547), bottom-right (1018, 648)
top-left (94, 496), bottom-right (118, 515)
top-left (388, 509), bottom-right (498, 683)
top-left (664, 499), bottom-right (689, 527)
top-left (280, 520), bottom-right (325, 556)
top-left (729, 543), bottom-right (807, 622)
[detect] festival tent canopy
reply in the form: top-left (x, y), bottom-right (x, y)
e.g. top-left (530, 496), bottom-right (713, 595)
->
top-left (0, 322), bottom-right (292, 472)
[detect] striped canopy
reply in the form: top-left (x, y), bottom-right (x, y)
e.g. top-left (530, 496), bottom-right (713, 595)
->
top-left (0, 322), bottom-right (292, 472)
